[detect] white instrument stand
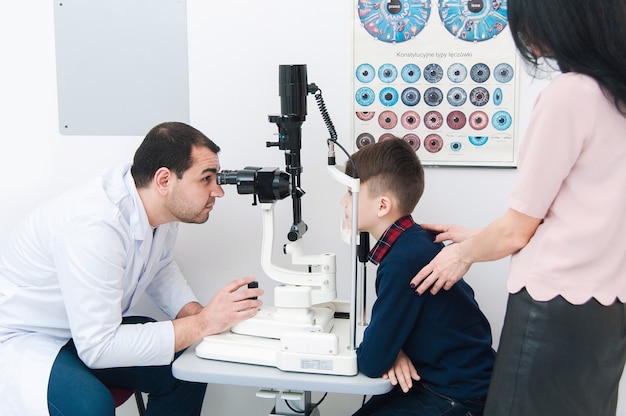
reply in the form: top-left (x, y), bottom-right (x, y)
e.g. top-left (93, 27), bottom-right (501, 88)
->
top-left (175, 346), bottom-right (392, 415)
top-left (196, 166), bottom-right (362, 377)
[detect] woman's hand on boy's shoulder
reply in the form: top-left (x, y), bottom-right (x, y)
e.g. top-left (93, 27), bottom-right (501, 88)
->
top-left (410, 243), bottom-right (471, 295)
top-left (421, 223), bottom-right (481, 244)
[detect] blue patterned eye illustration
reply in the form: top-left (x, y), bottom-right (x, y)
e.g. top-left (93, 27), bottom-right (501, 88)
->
top-left (492, 110), bottom-right (512, 130)
top-left (358, 0), bottom-right (432, 43)
top-left (493, 87), bottom-right (503, 105)
top-left (356, 87), bottom-right (376, 106)
top-left (450, 141), bottom-right (463, 151)
top-left (469, 87), bottom-right (490, 106)
top-left (470, 63), bottom-right (490, 83)
top-left (447, 63), bottom-right (468, 83)
top-left (424, 63), bottom-right (444, 83)
top-left (401, 87), bottom-right (421, 106)
top-left (378, 63), bottom-right (398, 83)
top-left (379, 87), bottom-right (399, 106)
top-left (468, 136), bottom-right (489, 146)
top-left (356, 63), bottom-right (376, 83)
top-left (438, 0), bottom-right (508, 42)
top-left (424, 87), bottom-right (444, 107)
top-left (401, 63), bottom-right (421, 83)
top-left (447, 87), bottom-right (467, 107)
top-left (494, 63), bottom-right (514, 83)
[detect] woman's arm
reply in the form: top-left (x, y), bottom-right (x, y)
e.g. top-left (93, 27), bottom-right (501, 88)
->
top-left (411, 208), bottom-right (542, 295)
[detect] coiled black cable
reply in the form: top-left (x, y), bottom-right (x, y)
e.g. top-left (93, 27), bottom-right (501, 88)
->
top-left (311, 86), bottom-right (358, 178)
top-left (314, 88), bottom-right (338, 142)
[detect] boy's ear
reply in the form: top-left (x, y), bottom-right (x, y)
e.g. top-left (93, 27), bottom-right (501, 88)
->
top-left (377, 194), bottom-right (393, 218)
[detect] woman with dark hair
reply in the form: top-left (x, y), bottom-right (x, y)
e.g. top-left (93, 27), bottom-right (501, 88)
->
top-left (408, 1), bottom-right (626, 415)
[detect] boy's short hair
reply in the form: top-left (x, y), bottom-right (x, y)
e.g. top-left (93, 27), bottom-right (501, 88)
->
top-left (345, 138), bottom-right (425, 215)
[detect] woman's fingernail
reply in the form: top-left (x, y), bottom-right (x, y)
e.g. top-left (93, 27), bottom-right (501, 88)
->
top-left (409, 283), bottom-right (416, 289)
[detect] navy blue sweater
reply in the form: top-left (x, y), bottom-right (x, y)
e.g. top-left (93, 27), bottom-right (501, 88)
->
top-left (356, 223), bottom-right (495, 400)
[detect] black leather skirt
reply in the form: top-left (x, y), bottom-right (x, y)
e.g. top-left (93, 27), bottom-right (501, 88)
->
top-left (484, 288), bottom-right (626, 416)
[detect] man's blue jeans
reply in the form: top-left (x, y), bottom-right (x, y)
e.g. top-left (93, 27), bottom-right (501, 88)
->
top-left (47, 316), bottom-right (207, 416)
top-left (352, 382), bottom-right (485, 416)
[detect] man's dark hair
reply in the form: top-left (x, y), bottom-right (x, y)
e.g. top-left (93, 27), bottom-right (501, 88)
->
top-left (345, 138), bottom-right (424, 215)
top-left (131, 122), bottom-right (220, 188)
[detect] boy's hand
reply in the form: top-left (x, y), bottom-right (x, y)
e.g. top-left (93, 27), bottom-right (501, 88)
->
top-left (383, 350), bottom-right (420, 393)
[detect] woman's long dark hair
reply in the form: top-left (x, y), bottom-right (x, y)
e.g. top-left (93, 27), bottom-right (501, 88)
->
top-left (508, 0), bottom-right (626, 115)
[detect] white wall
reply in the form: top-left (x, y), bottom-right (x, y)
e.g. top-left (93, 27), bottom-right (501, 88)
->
top-left (1, 2), bottom-right (623, 415)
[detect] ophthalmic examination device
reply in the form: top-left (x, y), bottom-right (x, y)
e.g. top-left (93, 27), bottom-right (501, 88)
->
top-left (195, 64), bottom-right (369, 377)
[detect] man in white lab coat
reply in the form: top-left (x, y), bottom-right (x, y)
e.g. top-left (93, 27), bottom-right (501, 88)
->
top-left (0, 122), bottom-right (264, 415)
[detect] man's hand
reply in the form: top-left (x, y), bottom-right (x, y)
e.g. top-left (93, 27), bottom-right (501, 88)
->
top-left (383, 350), bottom-right (420, 393)
top-left (199, 276), bottom-right (263, 336)
top-left (173, 276), bottom-right (263, 351)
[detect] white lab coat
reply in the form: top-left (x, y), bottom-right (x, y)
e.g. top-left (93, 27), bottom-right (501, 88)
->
top-left (0, 164), bottom-right (198, 415)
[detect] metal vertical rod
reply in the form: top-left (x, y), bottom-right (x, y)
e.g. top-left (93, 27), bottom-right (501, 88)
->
top-left (358, 232), bottom-right (369, 326)
top-left (349, 189), bottom-right (359, 350)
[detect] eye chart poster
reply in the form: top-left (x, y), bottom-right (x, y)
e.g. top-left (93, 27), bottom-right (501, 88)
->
top-left (353, 0), bottom-right (519, 167)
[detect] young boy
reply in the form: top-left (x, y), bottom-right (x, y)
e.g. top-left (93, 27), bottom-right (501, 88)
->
top-left (341, 138), bottom-right (495, 416)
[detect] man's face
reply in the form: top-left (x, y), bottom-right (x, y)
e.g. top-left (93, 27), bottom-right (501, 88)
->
top-left (166, 146), bottom-right (224, 224)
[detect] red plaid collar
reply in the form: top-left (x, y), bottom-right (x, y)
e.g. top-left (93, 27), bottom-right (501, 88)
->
top-left (367, 215), bottom-right (416, 265)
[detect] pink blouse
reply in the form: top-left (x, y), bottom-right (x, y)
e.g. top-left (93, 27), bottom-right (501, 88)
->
top-left (508, 73), bottom-right (626, 305)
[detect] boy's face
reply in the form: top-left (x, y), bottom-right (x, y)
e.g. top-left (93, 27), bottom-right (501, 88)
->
top-left (340, 182), bottom-right (379, 234)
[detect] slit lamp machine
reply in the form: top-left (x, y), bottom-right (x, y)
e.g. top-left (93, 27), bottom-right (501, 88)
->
top-left (195, 64), bottom-right (368, 376)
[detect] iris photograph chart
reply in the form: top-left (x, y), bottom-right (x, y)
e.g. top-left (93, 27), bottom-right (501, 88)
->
top-left (354, 0), bottom-right (519, 167)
